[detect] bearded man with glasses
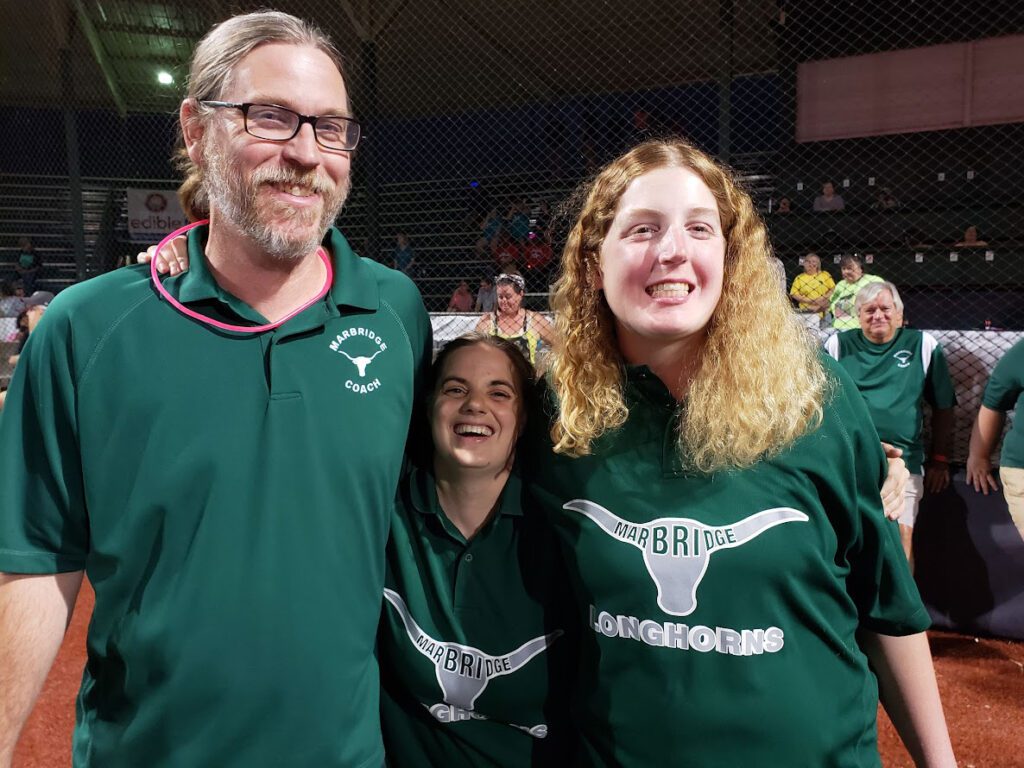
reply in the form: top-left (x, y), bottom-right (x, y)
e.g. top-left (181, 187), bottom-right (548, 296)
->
top-left (0, 11), bottom-right (430, 768)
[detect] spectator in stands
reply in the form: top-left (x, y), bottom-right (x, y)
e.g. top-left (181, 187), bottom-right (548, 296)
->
top-left (789, 252), bottom-right (835, 319)
top-left (813, 181), bottom-right (845, 212)
top-left (492, 231), bottom-right (521, 269)
top-left (829, 253), bottom-right (883, 329)
top-left (392, 232), bottom-right (417, 276)
top-left (966, 338), bottom-right (1024, 542)
top-left (826, 281), bottom-right (956, 570)
top-left (769, 255), bottom-right (787, 296)
top-left (475, 207), bottom-right (503, 256)
top-left (474, 275), bottom-right (496, 313)
top-left (955, 225), bottom-right (988, 248)
top-left (474, 272), bottom-right (554, 366)
top-left (0, 280), bottom-right (25, 318)
top-left (774, 196), bottom-right (792, 214)
top-left (9, 302), bottom-right (46, 363)
top-left (463, 180), bottom-right (492, 228)
top-left (873, 188), bottom-right (899, 211)
top-left (0, 303), bottom-right (45, 412)
top-left (447, 279), bottom-right (474, 312)
top-left (14, 237), bottom-right (41, 294)
top-left (523, 231), bottom-right (555, 292)
top-left (506, 198), bottom-right (532, 245)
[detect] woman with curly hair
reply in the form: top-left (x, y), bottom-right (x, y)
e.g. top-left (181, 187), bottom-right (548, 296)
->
top-left (520, 138), bottom-right (955, 767)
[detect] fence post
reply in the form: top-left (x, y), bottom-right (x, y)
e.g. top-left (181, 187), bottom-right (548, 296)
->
top-left (61, 47), bottom-right (88, 284)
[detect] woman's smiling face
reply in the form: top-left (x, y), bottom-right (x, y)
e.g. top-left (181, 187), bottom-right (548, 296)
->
top-left (596, 165), bottom-right (726, 363)
top-left (430, 343), bottom-right (522, 474)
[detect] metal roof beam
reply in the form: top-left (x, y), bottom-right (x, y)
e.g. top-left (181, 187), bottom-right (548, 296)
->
top-left (88, 22), bottom-right (200, 39)
top-left (71, 0), bottom-right (127, 116)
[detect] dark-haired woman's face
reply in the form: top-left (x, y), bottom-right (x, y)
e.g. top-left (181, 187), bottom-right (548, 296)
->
top-left (496, 284), bottom-right (523, 316)
top-left (431, 344), bottom-right (522, 474)
top-left (841, 261), bottom-right (862, 282)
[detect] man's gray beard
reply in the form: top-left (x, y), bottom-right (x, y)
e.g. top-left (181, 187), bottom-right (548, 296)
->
top-left (203, 144), bottom-right (349, 261)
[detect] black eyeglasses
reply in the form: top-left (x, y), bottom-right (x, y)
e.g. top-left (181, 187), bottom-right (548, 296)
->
top-left (199, 101), bottom-right (361, 151)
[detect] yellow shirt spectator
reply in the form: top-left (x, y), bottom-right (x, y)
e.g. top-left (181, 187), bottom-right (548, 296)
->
top-left (789, 254), bottom-right (835, 315)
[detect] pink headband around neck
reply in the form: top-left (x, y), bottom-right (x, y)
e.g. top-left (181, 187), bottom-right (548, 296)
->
top-left (150, 219), bottom-right (333, 334)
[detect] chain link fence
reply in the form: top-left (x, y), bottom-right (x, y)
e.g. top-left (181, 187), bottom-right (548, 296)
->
top-left (2, 0), bottom-right (1023, 458)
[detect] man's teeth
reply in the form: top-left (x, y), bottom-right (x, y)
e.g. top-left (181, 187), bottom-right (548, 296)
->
top-left (647, 283), bottom-right (690, 298)
top-left (272, 182), bottom-right (314, 197)
top-left (455, 424), bottom-right (493, 436)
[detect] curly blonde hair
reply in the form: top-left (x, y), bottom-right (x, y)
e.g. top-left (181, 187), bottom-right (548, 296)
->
top-left (549, 138), bottom-right (827, 472)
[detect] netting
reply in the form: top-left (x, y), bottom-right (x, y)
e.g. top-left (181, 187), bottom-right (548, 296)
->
top-left (2, 0), bottom-right (1022, 458)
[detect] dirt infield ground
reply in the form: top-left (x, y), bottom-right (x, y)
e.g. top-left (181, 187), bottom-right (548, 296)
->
top-left (13, 581), bottom-right (1024, 767)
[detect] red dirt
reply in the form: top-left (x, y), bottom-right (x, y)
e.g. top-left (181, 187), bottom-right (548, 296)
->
top-left (14, 582), bottom-right (1023, 767)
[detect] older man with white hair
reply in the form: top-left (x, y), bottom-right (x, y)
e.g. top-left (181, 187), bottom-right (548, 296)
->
top-left (825, 281), bottom-right (956, 570)
top-left (0, 11), bottom-right (430, 767)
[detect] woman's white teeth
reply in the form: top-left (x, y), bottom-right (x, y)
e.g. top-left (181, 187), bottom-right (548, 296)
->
top-left (648, 283), bottom-right (690, 298)
top-left (455, 424), bottom-right (493, 436)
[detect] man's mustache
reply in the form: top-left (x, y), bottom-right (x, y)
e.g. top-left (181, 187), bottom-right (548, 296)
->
top-left (249, 168), bottom-right (334, 196)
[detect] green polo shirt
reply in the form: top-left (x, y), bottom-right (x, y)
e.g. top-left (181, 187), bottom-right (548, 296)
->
top-left (982, 338), bottom-right (1024, 469)
top-left (519, 357), bottom-right (928, 767)
top-left (826, 328), bottom-right (957, 474)
top-left (379, 466), bottom-right (577, 767)
top-left (0, 226), bottom-right (432, 768)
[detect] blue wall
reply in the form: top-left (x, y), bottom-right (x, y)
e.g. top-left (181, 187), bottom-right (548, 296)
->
top-left (0, 76), bottom-right (784, 182)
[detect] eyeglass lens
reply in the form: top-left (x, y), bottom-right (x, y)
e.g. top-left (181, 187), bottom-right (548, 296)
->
top-left (245, 104), bottom-right (359, 150)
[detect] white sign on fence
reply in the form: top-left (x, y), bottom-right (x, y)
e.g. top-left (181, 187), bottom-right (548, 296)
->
top-left (127, 188), bottom-right (187, 241)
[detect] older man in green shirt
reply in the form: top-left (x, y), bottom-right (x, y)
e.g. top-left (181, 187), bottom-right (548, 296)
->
top-left (826, 280), bottom-right (957, 570)
top-left (0, 12), bottom-right (430, 768)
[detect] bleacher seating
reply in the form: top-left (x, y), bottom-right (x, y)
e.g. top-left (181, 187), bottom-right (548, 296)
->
top-left (2, 151), bottom-right (1022, 320)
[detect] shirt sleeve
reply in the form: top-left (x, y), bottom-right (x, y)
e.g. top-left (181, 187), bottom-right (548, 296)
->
top-left (922, 335), bottom-right (957, 410)
top-left (824, 359), bottom-right (930, 635)
top-left (0, 303), bottom-right (90, 574)
top-left (408, 294), bottom-right (432, 401)
top-left (823, 332), bottom-right (841, 360)
top-left (982, 339), bottom-right (1024, 413)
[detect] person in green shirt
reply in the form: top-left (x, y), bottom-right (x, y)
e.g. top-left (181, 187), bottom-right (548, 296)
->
top-left (519, 137), bottom-right (955, 767)
top-left (13, 237), bottom-right (41, 294)
top-left (0, 13), bottom-right (431, 768)
top-left (826, 281), bottom-right (957, 570)
top-left (829, 253), bottom-right (884, 329)
top-left (967, 338), bottom-right (1024, 541)
top-left (379, 334), bottom-right (576, 767)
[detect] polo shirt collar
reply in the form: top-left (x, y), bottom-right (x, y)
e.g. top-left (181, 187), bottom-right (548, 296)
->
top-left (324, 227), bottom-right (379, 312)
top-left (169, 225), bottom-right (379, 316)
top-left (625, 365), bottom-right (691, 477)
top-left (410, 465), bottom-right (524, 521)
top-left (172, 225), bottom-right (265, 324)
top-left (625, 364), bottom-right (678, 410)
